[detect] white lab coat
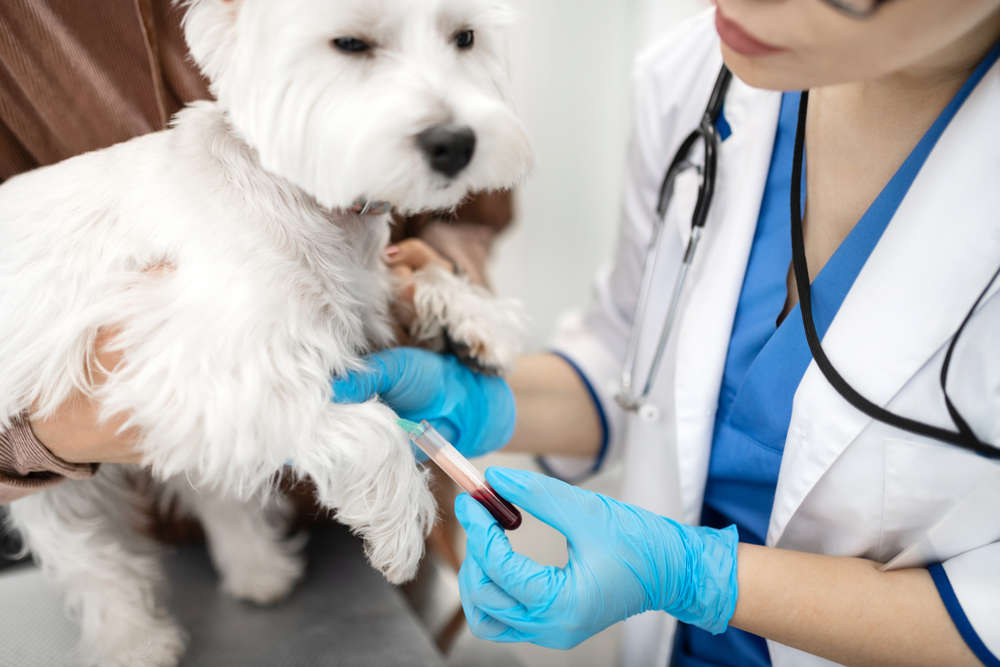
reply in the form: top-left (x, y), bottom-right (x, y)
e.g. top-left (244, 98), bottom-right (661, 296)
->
top-left (547, 10), bottom-right (1000, 667)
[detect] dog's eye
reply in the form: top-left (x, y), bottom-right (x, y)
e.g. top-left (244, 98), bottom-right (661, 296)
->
top-left (454, 30), bottom-right (474, 50)
top-left (332, 37), bottom-right (371, 54)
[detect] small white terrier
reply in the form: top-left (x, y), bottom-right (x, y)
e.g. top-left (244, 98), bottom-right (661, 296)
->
top-left (0, 0), bottom-right (532, 665)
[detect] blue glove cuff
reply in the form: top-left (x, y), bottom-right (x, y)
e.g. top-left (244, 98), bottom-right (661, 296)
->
top-left (467, 374), bottom-right (516, 457)
top-left (663, 524), bottom-right (740, 635)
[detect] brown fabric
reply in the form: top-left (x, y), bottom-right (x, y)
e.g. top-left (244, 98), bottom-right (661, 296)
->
top-left (0, 417), bottom-right (98, 504)
top-left (0, 0), bottom-right (210, 180)
top-left (147, 0), bottom-right (213, 117)
top-left (391, 189), bottom-right (514, 244)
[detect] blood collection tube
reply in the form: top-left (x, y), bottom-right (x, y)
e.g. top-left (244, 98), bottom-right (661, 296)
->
top-left (398, 419), bottom-right (522, 531)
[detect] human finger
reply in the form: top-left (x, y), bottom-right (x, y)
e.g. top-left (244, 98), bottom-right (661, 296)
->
top-left (458, 555), bottom-right (522, 615)
top-left (384, 239), bottom-right (454, 273)
top-left (455, 493), bottom-right (560, 608)
top-left (458, 555), bottom-right (522, 642)
top-left (390, 264), bottom-right (416, 302)
top-left (484, 467), bottom-right (603, 541)
top-left (29, 326), bottom-right (145, 465)
top-left (459, 548), bottom-right (570, 647)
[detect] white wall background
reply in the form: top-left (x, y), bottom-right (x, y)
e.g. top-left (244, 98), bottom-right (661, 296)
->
top-left (460, 3), bottom-right (709, 667)
top-left (492, 0), bottom-right (710, 352)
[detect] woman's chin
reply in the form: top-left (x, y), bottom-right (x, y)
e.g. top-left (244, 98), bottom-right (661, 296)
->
top-left (721, 51), bottom-right (787, 91)
top-left (721, 47), bottom-right (820, 93)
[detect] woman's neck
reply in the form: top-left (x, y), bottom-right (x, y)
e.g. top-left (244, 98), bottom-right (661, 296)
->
top-left (779, 11), bottom-right (1000, 320)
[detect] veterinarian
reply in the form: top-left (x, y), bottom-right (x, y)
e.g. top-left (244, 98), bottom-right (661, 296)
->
top-left (333, 1), bottom-right (1000, 666)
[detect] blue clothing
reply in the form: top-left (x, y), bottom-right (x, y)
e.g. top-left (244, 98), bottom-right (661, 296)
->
top-left (674, 40), bottom-right (1000, 667)
top-left (673, 91), bottom-right (801, 667)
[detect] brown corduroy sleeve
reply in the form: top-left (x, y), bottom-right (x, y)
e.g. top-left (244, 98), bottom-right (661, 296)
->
top-left (0, 417), bottom-right (99, 505)
top-left (150, 0), bottom-right (211, 108)
top-left (0, 0), bottom-right (211, 181)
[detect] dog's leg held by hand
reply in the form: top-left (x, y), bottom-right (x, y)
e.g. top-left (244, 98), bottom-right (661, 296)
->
top-left (410, 265), bottom-right (527, 376)
top-left (292, 401), bottom-right (436, 584)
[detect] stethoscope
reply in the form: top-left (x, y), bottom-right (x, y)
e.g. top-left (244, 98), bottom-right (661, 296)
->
top-left (615, 65), bottom-right (1000, 459)
top-left (615, 66), bottom-right (733, 416)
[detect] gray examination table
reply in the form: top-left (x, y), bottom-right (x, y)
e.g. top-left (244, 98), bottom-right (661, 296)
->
top-left (0, 522), bottom-right (449, 667)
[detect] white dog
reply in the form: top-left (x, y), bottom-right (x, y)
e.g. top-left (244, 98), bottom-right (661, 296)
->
top-left (0, 0), bottom-right (532, 665)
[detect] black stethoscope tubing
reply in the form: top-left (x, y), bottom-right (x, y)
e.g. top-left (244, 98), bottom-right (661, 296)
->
top-left (656, 66), bottom-right (734, 225)
top-left (789, 90), bottom-right (1000, 458)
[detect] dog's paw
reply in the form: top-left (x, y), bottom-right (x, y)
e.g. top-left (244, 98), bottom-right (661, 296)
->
top-left (410, 265), bottom-right (527, 376)
top-left (442, 297), bottom-right (527, 376)
top-left (362, 477), bottom-right (435, 585)
top-left (360, 431), bottom-right (436, 585)
top-left (221, 533), bottom-right (306, 606)
top-left (84, 615), bottom-right (186, 667)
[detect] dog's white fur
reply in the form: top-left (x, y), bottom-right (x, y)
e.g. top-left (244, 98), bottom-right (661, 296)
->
top-left (0, 0), bottom-right (532, 664)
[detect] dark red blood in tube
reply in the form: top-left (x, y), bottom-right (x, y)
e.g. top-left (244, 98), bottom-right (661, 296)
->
top-left (470, 487), bottom-right (522, 530)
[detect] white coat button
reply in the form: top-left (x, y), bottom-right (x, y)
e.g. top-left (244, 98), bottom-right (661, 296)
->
top-left (639, 403), bottom-right (660, 423)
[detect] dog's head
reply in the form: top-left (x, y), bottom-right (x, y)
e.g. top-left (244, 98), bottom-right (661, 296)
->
top-left (181, 0), bottom-right (533, 214)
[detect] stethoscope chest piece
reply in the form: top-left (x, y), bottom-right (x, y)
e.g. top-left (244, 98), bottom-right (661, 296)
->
top-left (638, 403), bottom-right (661, 423)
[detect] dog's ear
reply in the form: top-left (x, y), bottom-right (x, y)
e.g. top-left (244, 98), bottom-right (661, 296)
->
top-left (178, 0), bottom-right (241, 87)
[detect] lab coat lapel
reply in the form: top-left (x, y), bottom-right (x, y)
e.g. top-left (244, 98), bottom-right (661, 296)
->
top-left (671, 80), bottom-right (781, 525)
top-left (769, 66), bottom-right (1000, 546)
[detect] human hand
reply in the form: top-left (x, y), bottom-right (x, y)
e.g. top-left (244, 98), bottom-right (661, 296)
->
top-left (27, 327), bottom-right (143, 465)
top-left (383, 239), bottom-right (455, 335)
top-left (330, 348), bottom-right (515, 459)
top-left (456, 467), bottom-right (739, 649)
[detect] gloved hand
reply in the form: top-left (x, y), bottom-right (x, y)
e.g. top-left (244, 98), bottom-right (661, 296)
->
top-left (331, 348), bottom-right (515, 459)
top-left (456, 467), bottom-right (739, 650)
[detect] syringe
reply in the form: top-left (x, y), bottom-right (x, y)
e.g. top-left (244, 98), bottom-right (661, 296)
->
top-left (397, 419), bottom-right (522, 531)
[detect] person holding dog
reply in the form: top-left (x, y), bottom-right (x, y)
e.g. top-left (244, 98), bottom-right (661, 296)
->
top-left (334, 1), bottom-right (1000, 666)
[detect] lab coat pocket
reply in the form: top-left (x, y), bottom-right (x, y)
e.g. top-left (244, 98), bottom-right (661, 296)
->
top-left (880, 437), bottom-right (1000, 565)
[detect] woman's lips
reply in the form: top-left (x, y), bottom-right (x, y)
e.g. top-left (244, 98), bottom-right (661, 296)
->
top-left (715, 8), bottom-right (785, 57)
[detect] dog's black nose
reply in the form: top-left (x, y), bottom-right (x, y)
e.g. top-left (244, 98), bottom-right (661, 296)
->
top-left (417, 126), bottom-right (476, 177)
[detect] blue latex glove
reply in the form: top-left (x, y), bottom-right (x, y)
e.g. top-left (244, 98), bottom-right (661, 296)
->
top-left (330, 348), bottom-right (515, 459)
top-left (456, 467), bottom-right (739, 650)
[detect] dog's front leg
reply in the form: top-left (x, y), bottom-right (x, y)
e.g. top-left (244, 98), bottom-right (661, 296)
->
top-left (290, 400), bottom-right (435, 584)
top-left (409, 265), bottom-right (527, 376)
